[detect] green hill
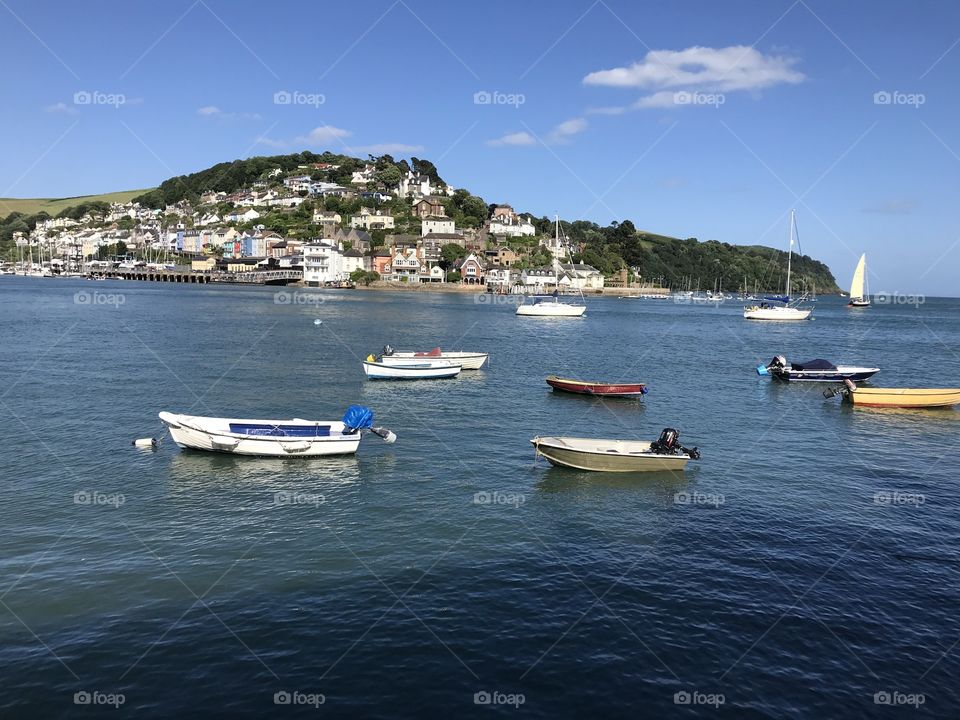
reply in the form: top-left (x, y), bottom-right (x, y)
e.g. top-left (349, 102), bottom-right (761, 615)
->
top-left (0, 190), bottom-right (153, 217)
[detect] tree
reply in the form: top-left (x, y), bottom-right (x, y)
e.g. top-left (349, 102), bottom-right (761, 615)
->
top-left (446, 270), bottom-right (461, 283)
top-left (351, 268), bottom-right (380, 286)
top-left (375, 165), bottom-right (402, 188)
top-left (439, 242), bottom-right (467, 269)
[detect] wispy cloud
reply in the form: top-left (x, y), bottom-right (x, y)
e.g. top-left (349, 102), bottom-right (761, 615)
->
top-left (486, 131), bottom-right (536, 147)
top-left (862, 198), bottom-right (919, 215)
top-left (347, 143), bottom-right (425, 155)
top-left (546, 117), bottom-right (588, 144)
top-left (45, 102), bottom-right (77, 115)
top-left (198, 105), bottom-right (261, 120)
top-left (256, 125), bottom-right (352, 149)
top-left (584, 45), bottom-right (804, 109)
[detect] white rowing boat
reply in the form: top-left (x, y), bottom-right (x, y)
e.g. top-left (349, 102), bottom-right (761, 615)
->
top-left (363, 357), bottom-right (461, 380)
top-left (380, 346), bottom-right (488, 370)
top-left (158, 405), bottom-right (394, 456)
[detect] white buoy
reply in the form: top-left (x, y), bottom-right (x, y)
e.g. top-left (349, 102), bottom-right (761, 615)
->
top-left (314, 319), bottom-right (323, 325)
top-left (133, 438), bottom-right (157, 449)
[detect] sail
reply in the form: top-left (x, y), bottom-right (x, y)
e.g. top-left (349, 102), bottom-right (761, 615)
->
top-left (849, 253), bottom-right (866, 299)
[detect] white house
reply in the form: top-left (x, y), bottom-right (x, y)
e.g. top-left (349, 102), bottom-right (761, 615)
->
top-left (283, 175), bottom-right (313, 192)
top-left (342, 248), bottom-right (367, 275)
top-left (303, 241), bottom-right (345, 285)
top-left (351, 165), bottom-right (376, 185)
top-left (350, 207), bottom-right (395, 231)
top-left (313, 210), bottom-right (342, 225)
top-left (198, 213), bottom-right (221, 227)
top-left (485, 267), bottom-right (514, 290)
top-left (421, 215), bottom-right (455, 237)
top-left (397, 170), bottom-right (434, 199)
top-left (558, 263), bottom-right (604, 290)
top-left (522, 267), bottom-right (558, 290)
top-left (489, 214), bottom-right (536, 237)
top-left (391, 248), bottom-right (421, 282)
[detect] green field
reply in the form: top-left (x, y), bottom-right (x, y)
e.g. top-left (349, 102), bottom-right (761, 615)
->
top-left (0, 189), bottom-right (154, 217)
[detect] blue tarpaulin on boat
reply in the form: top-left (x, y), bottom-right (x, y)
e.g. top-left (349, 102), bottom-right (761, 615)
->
top-left (228, 423), bottom-right (331, 437)
top-left (792, 359), bottom-right (836, 371)
top-left (342, 405), bottom-right (374, 431)
top-left (764, 295), bottom-right (790, 303)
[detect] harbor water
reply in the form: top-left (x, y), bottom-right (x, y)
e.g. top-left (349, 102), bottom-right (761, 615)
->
top-left (1, 277), bottom-right (958, 718)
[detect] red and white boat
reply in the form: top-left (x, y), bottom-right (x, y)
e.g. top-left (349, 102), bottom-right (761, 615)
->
top-left (546, 375), bottom-right (648, 398)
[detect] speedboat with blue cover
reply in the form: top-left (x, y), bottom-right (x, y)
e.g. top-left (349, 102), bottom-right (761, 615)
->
top-left (158, 405), bottom-right (395, 456)
top-left (757, 355), bottom-right (879, 383)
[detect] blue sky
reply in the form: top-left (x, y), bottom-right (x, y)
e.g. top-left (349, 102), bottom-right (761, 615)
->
top-left (3, 0), bottom-right (959, 295)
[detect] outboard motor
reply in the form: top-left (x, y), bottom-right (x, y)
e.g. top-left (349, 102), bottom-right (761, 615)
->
top-left (382, 344), bottom-right (395, 357)
top-left (651, 428), bottom-right (700, 460)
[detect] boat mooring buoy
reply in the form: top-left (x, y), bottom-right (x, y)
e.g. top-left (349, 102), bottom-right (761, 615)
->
top-left (314, 319), bottom-right (323, 325)
top-left (132, 437), bottom-right (158, 449)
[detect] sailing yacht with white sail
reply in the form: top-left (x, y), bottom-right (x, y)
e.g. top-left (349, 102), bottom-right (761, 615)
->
top-left (847, 253), bottom-right (870, 307)
top-left (516, 216), bottom-right (586, 318)
top-left (743, 210), bottom-right (812, 321)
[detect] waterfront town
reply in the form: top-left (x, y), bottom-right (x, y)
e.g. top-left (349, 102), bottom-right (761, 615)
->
top-left (5, 160), bottom-right (611, 293)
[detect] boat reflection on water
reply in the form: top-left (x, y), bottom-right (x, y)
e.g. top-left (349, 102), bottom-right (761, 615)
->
top-left (533, 465), bottom-right (694, 506)
top-left (167, 448), bottom-right (363, 492)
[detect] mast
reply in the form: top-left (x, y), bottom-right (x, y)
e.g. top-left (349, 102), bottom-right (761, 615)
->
top-left (785, 209), bottom-right (795, 300)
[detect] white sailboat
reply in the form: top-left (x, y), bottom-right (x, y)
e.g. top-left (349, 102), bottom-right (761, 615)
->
top-left (847, 253), bottom-right (870, 307)
top-left (743, 210), bottom-right (812, 321)
top-left (516, 215), bottom-right (586, 318)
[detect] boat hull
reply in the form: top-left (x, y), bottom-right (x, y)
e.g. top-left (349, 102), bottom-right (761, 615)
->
top-left (159, 412), bottom-right (362, 456)
top-left (772, 366), bottom-right (879, 383)
top-left (847, 388), bottom-right (960, 409)
top-left (516, 301), bottom-right (586, 317)
top-left (743, 306), bottom-right (812, 320)
top-left (363, 360), bottom-right (461, 380)
top-left (385, 351), bottom-right (488, 370)
top-left (546, 375), bottom-right (647, 397)
top-left (848, 299), bottom-right (871, 307)
top-left (531, 436), bottom-right (690, 472)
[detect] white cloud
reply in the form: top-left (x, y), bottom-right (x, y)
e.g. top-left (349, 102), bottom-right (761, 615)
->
top-left (199, 105), bottom-right (261, 120)
top-left (586, 105), bottom-right (627, 116)
top-left (294, 125), bottom-right (352, 146)
top-left (486, 131), bottom-right (536, 147)
top-left (347, 143), bottom-right (425, 155)
top-left (45, 102), bottom-right (77, 115)
top-left (862, 199), bottom-right (919, 215)
top-left (547, 117), bottom-right (588, 144)
top-left (584, 45), bottom-right (804, 108)
top-left (254, 135), bottom-right (291, 149)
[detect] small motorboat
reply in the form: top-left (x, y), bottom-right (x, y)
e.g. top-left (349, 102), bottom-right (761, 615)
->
top-left (531, 428), bottom-right (700, 472)
top-left (515, 296), bottom-right (586, 317)
top-left (158, 405), bottom-right (395, 456)
top-left (825, 380), bottom-right (960, 409)
top-left (757, 355), bottom-right (879, 382)
top-left (363, 355), bottom-right (461, 380)
top-left (545, 375), bottom-right (647, 398)
top-left (380, 345), bottom-right (488, 370)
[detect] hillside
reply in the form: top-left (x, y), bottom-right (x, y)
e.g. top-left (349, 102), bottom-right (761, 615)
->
top-left (0, 190), bottom-right (153, 217)
top-left (0, 152), bottom-right (840, 292)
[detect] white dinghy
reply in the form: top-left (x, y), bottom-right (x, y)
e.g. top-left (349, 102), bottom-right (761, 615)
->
top-left (158, 405), bottom-right (394, 457)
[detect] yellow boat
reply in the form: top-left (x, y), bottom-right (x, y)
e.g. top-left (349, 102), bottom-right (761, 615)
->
top-left (844, 385), bottom-right (960, 409)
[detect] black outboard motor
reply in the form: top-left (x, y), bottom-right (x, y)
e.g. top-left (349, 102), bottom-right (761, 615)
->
top-left (382, 344), bottom-right (395, 356)
top-left (651, 428), bottom-right (700, 459)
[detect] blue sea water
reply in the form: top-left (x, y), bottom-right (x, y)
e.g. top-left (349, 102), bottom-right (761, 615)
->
top-left (1, 277), bottom-right (958, 718)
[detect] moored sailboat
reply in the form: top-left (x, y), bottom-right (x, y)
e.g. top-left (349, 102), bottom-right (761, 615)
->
top-left (743, 210), bottom-right (812, 321)
top-left (516, 216), bottom-right (586, 318)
